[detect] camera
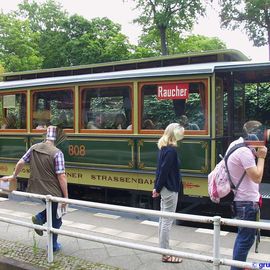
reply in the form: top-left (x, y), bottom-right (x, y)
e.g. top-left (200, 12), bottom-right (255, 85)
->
top-left (265, 129), bottom-right (270, 144)
top-left (245, 128), bottom-right (270, 148)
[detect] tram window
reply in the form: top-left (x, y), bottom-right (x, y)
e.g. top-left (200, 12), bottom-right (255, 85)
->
top-left (245, 82), bottom-right (270, 128)
top-left (140, 81), bottom-right (206, 131)
top-left (81, 85), bottom-right (132, 131)
top-left (234, 81), bottom-right (270, 135)
top-left (32, 89), bottom-right (74, 130)
top-left (0, 93), bottom-right (26, 130)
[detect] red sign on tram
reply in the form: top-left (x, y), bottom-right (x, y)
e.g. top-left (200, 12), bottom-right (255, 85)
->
top-left (157, 83), bottom-right (189, 100)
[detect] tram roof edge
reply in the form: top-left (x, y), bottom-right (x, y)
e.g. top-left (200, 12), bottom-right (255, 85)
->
top-left (2, 60), bottom-right (270, 91)
top-left (1, 49), bottom-right (248, 82)
top-left (214, 60), bottom-right (270, 71)
top-left (0, 62), bottom-right (214, 90)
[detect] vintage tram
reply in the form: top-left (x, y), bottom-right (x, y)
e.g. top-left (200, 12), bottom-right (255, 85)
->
top-left (0, 49), bottom-right (269, 219)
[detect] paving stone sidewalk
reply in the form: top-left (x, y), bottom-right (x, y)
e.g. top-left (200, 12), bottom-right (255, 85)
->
top-left (0, 239), bottom-right (121, 270)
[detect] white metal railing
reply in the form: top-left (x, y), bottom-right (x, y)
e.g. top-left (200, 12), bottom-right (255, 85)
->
top-left (0, 190), bottom-right (269, 270)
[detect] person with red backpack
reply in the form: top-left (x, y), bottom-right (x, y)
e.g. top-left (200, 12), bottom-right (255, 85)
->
top-left (227, 121), bottom-right (267, 270)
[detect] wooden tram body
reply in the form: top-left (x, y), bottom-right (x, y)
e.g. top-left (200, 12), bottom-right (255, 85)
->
top-left (0, 49), bottom-right (269, 218)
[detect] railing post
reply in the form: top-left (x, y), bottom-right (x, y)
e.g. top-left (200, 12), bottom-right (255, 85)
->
top-left (213, 216), bottom-right (221, 270)
top-left (46, 195), bottom-right (53, 263)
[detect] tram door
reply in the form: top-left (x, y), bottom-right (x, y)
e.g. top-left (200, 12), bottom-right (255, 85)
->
top-left (231, 70), bottom-right (270, 183)
top-left (216, 68), bottom-right (270, 219)
top-left (216, 70), bottom-right (270, 177)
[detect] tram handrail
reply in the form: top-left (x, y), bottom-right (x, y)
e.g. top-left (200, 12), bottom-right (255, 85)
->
top-left (0, 190), bottom-right (269, 270)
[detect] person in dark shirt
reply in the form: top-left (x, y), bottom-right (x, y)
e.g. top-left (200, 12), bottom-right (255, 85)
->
top-left (152, 123), bottom-right (184, 263)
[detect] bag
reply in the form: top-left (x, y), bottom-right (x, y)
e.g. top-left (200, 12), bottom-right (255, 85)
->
top-left (56, 203), bottom-right (68, 219)
top-left (208, 143), bottom-right (246, 203)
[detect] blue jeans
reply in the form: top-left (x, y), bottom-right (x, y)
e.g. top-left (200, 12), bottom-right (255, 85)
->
top-left (36, 201), bottom-right (62, 249)
top-left (231, 201), bottom-right (259, 270)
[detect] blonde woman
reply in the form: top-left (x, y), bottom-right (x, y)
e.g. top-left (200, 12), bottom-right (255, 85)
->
top-left (152, 123), bottom-right (184, 263)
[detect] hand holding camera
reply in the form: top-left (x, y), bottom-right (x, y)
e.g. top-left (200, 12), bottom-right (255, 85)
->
top-left (256, 146), bottom-right (267, 159)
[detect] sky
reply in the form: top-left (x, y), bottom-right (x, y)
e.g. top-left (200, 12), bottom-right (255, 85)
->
top-left (0, 0), bottom-right (268, 62)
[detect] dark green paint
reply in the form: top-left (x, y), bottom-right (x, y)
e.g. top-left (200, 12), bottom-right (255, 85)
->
top-left (137, 139), bottom-right (210, 172)
top-left (62, 139), bottom-right (133, 167)
top-left (0, 137), bottom-right (27, 159)
top-left (0, 135), bottom-right (210, 173)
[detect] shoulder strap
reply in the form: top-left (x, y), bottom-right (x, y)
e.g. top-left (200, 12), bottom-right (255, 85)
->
top-left (224, 142), bottom-right (247, 190)
top-left (224, 142), bottom-right (246, 160)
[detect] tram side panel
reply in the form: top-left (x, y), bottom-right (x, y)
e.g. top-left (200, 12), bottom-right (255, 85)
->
top-left (62, 136), bottom-right (211, 209)
top-left (0, 134), bottom-right (211, 210)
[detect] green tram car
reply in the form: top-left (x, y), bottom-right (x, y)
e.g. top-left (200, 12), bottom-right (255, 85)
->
top-left (0, 49), bottom-right (270, 219)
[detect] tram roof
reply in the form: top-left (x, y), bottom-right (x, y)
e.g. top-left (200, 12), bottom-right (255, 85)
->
top-left (1, 49), bottom-right (248, 82)
top-left (0, 60), bottom-right (269, 91)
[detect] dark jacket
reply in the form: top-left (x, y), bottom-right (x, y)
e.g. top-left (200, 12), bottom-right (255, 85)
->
top-left (154, 145), bottom-right (182, 193)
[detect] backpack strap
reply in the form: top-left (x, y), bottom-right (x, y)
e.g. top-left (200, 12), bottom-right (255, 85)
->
top-left (223, 142), bottom-right (247, 191)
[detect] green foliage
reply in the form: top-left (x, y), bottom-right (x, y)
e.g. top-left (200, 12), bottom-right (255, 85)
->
top-left (129, 46), bottom-right (157, 59)
top-left (17, 0), bottom-right (68, 32)
top-left (138, 30), bottom-right (226, 55)
top-left (17, 0), bottom-right (70, 68)
top-left (219, 0), bottom-right (270, 56)
top-left (88, 17), bottom-right (131, 62)
top-left (0, 64), bottom-right (4, 81)
top-left (0, 1), bottom-right (134, 70)
top-left (137, 29), bottom-right (162, 55)
top-left (0, 0), bottom-right (231, 72)
top-left (132, 0), bottom-right (207, 55)
top-left (245, 83), bottom-right (270, 122)
top-left (144, 97), bottom-right (176, 129)
top-left (32, 233), bottom-right (38, 255)
top-left (143, 93), bottom-right (203, 129)
top-left (175, 35), bottom-right (226, 53)
top-left (0, 12), bottom-right (43, 71)
top-left (133, 0), bottom-right (206, 32)
top-left (65, 16), bottom-right (131, 65)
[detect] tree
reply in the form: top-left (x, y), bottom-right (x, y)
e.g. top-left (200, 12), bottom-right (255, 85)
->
top-left (90, 17), bottom-right (131, 62)
top-left (17, 0), bottom-right (68, 32)
top-left (174, 35), bottom-right (226, 53)
top-left (65, 16), bottom-right (132, 65)
top-left (129, 46), bottom-right (157, 59)
top-left (0, 12), bottom-right (43, 71)
top-left (131, 0), bottom-right (207, 55)
top-left (17, 0), bottom-right (70, 68)
top-left (138, 30), bottom-right (226, 55)
top-left (2, 0), bottom-right (133, 69)
top-left (218, 0), bottom-right (270, 60)
top-left (0, 63), bottom-right (4, 81)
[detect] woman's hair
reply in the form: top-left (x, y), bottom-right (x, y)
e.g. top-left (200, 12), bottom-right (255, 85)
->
top-left (157, 123), bottom-right (184, 149)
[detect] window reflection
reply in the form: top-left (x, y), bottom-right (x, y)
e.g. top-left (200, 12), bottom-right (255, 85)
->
top-left (32, 89), bottom-right (74, 129)
top-left (0, 93), bottom-right (26, 130)
top-left (81, 85), bottom-right (132, 131)
top-left (141, 81), bottom-right (206, 131)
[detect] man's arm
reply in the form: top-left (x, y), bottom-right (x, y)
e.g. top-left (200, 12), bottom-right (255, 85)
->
top-left (54, 151), bottom-right (68, 199)
top-left (246, 146), bottom-right (267, 184)
top-left (1, 158), bottom-right (26, 181)
top-left (13, 159), bottom-right (26, 178)
top-left (57, 173), bottom-right (68, 198)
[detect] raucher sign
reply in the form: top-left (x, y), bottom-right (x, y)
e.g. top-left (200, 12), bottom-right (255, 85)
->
top-left (157, 83), bottom-right (189, 100)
